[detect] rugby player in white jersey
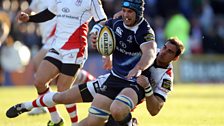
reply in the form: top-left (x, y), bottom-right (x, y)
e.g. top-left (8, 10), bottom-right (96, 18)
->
top-left (15, 0), bottom-right (107, 125)
top-left (18, 0), bottom-right (56, 116)
top-left (17, 0), bottom-right (96, 117)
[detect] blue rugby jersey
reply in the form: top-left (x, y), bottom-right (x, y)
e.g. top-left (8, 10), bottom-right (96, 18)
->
top-left (105, 17), bottom-right (155, 81)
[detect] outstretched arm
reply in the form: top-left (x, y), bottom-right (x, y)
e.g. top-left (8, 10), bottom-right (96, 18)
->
top-left (17, 9), bottom-right (55, 23)
top-left (126, 42), bottom-right (157, 80)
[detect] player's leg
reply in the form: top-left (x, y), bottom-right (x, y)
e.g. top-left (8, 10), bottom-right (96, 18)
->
top-left (105, 113), bottom-right (139, 126)
top-left (79, 94), bottom-right (113, 126)
top-left (56, 66), bottom-right (80, 126)
top-left (105, 113), bottom-right (132, 126)
top-left (28, 47), bottom-right (48, 115)
top-left (73, 69), bottom-right (96, 85)
top-left (58, 47), bottom-right (87, 126)
top-left (32, 47), bottom-right (48, 72)
top-left (34, 56), bottom-right (64, 125)
top-left (110, 88), bottom-right (138, 125)
top-left (5, 83), bottom-right (83, 118)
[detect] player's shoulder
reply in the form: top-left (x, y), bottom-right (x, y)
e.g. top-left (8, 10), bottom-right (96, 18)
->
top-left (107, 17), bottom-right (123, 25)
top-left (138, 18), bottom-right (154, 31)
top-left (136, 18), bottom-right (155, 40)
top-left (105, 17), bottom-right (123, 31)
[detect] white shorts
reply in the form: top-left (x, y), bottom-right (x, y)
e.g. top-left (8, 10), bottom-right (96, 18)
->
top-left (46, 47), bottom-right (87, 67)
top-left (86, 73), bottom-right (110, 97)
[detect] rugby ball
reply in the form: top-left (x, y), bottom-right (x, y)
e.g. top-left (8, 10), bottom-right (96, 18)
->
top-left (97, 26), bottom-right (116, 56)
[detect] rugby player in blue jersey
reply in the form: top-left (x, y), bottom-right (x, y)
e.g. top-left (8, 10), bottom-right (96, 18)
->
top-left (79, 0), bottom-right (158, 125)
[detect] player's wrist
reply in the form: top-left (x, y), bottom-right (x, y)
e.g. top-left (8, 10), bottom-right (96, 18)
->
top-left (145, 84), bottom-right (153, 97)
top-left (89, 23), bottom-right (103, 35)
top-left (135, 65), bottom-right (144, 71)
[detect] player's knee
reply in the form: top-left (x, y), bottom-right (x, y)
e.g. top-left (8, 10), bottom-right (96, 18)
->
top-left (110, 103), bottom-right (129, 121)
top-left (110, 106), bottom-right (125, 121)
top-left (110, 95), bottom-right (134, 121)
top-left (33, 78), bottom-right (46, 89)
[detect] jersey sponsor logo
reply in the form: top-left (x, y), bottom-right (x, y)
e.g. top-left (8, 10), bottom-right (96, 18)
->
top-left (75, 0), bottom-right (82, 6)
top-left (115, 27), bottom-right (123, 37)
top-left (93, 81), bottom-right (101, 93)
top-left (57, 14), bottom-right (79, 20)
top-left (62, 8), bottom-right (70, 13)
top-left (161, 79), bottom-right (171, 91)
top-left (144, 33), bottom-right (154, 42)
top-left (116, 46), bottom-right (141, 56)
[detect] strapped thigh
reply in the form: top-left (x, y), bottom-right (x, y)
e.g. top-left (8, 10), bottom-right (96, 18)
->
top-left (114, 95), bottom-right (134, 111)
top-left (89, 106), bottom-right (111, 119)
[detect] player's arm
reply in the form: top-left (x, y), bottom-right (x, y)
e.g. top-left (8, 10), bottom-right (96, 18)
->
top-left (127, 26), bottom-right (157, 80)
top-left (126, 41), bottom-right (157, 80)
top-left (102, 55), bottom-right (112, 70)
top-left (17, 9), bottom-right (55, 23)
top-left (137, 75), bottom-right (164, 116)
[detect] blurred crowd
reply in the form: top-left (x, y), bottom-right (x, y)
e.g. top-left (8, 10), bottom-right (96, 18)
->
top-left (0, 0), bottom-right (224, 86)
top-left (1, 0), bottom-right (224, 55)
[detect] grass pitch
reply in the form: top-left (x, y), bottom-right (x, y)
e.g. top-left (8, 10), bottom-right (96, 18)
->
top-left (1, 84), bottom-right (224, 126)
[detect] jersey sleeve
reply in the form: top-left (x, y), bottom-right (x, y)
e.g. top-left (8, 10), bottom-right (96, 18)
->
top-left (105, 18), bottom-right (113, 28)
top-left (136, 21), bottom-right (155, 45)
top-left (153, 69), bottom-right (173, 101)
top-left (91, 0), bottom-right (107, 22)
top-left (48, 0), bottom-right (57, 15)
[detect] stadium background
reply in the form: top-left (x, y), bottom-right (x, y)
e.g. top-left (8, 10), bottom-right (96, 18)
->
top-left (0, 0), bottom-right (224, 84)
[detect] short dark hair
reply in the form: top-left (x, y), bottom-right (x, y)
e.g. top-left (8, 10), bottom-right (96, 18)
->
top-left (166, 37), bottom-right (185, 57)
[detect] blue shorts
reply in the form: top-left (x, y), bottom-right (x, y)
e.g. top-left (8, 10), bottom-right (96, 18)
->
top-left (99, 73), bottom-right (145, 104)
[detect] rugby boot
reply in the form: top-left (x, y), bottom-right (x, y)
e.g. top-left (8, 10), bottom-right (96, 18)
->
top-left (6, 103), bottom-right (30, 118)
top-left (47, 119), bottom-right (64, 126)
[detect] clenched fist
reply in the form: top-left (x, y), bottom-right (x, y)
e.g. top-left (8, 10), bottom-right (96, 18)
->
top-left (17, 12), bottom-right (29, 22)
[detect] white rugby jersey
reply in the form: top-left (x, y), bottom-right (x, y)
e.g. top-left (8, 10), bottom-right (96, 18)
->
top-left (149, 60), bottom-right (173, 101)
top-left (29, 0), bottom-right (56, 44)
top-left (48, 0), bottom-right (107, 51)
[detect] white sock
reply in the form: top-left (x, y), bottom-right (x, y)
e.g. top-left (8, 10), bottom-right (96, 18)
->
top-left (23, 102), bottom-right (33, 110)
top-left (49, 110), bottom-right (62, 123)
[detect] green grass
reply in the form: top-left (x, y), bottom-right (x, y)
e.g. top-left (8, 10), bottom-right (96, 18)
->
top-left (1, 84), bottom-right (224, 126)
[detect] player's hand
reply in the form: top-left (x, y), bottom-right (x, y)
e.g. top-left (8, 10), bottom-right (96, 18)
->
top-left (102, 56), bottom-right (112, 70)
top-left (17, 12), bottom-right (29, 22)
top-left (137, 75), bottom-right (150, 89)
top-left (89, 32), bottom-right (97, 49)
top-left (113, 11), bottom-right (123, 19)
top-left (126, 67), bottom-right (142, 80)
